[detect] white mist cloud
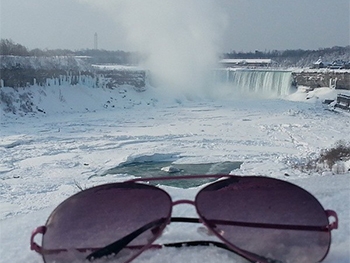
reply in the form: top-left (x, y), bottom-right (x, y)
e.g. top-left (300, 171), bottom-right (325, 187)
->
top-left (79, 0), bottom-right (229, 96)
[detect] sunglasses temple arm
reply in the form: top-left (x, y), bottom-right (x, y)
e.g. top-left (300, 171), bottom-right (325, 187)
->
top-left (87, 215), bottom-right (280, 263)
top-left (29, 218), bottom-right (193, 257)
top-left (163, 241), bottom-right (283, 263)
top-left (171, 217), bottom-right (201, 223)
top-left (172, 215), bottom-right (339, 232)
top-left (30, 226), bottom-right (46, 253)
top-left (31, 220), bottom-right (284, 263)
top-left (168, 218), bottom-right (280, 262)
top-left (85, 217), bottom-right (167, 261)
top-left (326, 210), bottom-right (338, 230)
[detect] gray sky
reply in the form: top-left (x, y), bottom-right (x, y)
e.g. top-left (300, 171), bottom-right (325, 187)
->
top-left (1, 0), bottom-right (349, 52)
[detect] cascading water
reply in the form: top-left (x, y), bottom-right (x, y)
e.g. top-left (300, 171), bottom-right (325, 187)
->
top-left (213, 68), bottom-right (293, 98)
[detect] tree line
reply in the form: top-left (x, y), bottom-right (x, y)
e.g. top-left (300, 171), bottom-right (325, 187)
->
top-left (0, 39), bottom-right (142, 65)
top-left (1, 38), bottom-right (349, 66)
top-left (223, 46), bottom-right (350, 60)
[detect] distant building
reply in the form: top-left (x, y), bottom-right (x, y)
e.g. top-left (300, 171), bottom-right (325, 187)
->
top-left (329, 60), bottom-right (350, 69)
top-left (312, 58), bottom-right (350, 69)
top-left (312, 58), bottom-right (326, 69)
top-left (219, 59), bottom-right (273, 68)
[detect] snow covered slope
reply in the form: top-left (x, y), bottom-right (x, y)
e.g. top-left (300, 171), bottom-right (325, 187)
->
top-left (0, 80), bottom-right (349, 263)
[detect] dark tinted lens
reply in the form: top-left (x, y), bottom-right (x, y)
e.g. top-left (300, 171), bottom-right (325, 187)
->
top-left (195, 177), bottom-right (331, 263)
top-left (42, 183), bottom-right (172, 263)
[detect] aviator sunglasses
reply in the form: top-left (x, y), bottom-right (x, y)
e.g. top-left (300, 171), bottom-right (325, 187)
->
top-left (30, 175), bottom-right (338, 263)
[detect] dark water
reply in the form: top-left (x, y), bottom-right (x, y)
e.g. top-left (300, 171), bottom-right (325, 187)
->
top-left (102, 161), bottom-right (242, 188)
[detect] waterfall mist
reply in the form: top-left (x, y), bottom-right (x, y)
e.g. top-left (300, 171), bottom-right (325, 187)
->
top-left (80, 0), bottom-right (229, 97)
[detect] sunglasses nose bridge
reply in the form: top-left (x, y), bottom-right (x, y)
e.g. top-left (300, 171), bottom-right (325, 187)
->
top-left (172, 199), bottom-right (196, 207)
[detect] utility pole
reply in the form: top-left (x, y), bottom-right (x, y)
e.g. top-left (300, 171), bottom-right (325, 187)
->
top-left (94, 32), bottom-right (98, 50)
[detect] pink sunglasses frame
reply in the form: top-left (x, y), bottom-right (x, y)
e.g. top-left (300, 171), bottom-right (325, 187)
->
top-left (30, 174), bottom-right (339, 263)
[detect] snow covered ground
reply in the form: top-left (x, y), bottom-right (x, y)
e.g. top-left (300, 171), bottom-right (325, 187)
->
top-left (0, 83), bottom-right (349, 263)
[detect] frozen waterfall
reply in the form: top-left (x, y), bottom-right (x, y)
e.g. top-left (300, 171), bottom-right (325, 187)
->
top-left (213, 68), bottom-right (293, 97)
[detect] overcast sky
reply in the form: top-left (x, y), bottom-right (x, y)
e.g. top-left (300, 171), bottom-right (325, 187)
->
top-left (1, 0), bottom-right (349, 52)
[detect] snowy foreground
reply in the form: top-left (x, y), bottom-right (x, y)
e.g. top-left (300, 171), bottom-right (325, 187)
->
top-left (0, 84), bottom-right (349, 263)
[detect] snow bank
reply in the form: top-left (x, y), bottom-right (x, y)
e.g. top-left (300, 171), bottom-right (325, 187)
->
top-left (1, 94), bottom-right (349, 262)
top-left (1, 64), bottom-right (350, 263)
